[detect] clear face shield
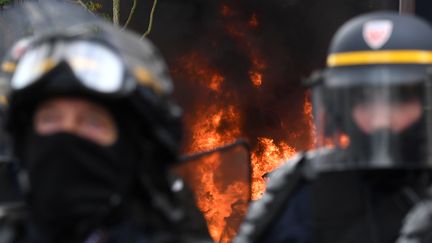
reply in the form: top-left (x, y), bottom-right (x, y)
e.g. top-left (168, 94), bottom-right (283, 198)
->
top-left (312, 65), bottom-right (432, 171)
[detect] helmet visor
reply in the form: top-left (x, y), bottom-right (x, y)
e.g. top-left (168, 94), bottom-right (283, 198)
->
top-left (312, 77), bottom-right (432, 170)
top-left (325, 65), bottom-right (430, 87)
top-left (10, 40), bottom-right (127, 94)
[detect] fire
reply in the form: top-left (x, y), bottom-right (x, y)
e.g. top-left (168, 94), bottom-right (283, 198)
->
top-left (183, 104), bottom-right (245, 242)
top-left (182, 101), bottom-right (244, 242)
top-left (221, 4), bottom-right (235, 17)
top-left (251, 138), bottom-right (296, 199)
top-left (249, 71), bottom-right (262, 87)
top-left (245, 96), bottom-right (309, 201)
top-left (222, 5), bottom-right (266, 88)
top-left (176, 152), bottom-right (249, 242)
top-left (210, 74), bottom-right (224, 91)
top-left (338, 134), bottom-right (350, 148)
top-left (249, 13), bottom-right (259, 28)
top-left (189, 105), bottom-right (241, 151)
top-left (304, 91), bottom-right (316, 147)
top-left (174, 51), bottom-right (247, 242)
top-left (172, 6), bottom-right (315, 243)
top-left (304, 91), bottom-right (351, 149)
top-left (177, 53), bottom-right (225, 93)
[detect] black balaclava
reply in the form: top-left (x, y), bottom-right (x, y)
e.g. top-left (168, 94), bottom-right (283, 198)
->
top-left (18, 106), bottom-right (140, 241)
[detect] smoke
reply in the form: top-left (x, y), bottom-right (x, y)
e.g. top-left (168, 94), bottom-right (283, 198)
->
top-left (100, 0), bottom-right (399, 152)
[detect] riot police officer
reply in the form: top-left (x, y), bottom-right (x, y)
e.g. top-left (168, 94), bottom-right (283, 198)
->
top-left (235, 11), bottom-right (432, 243)
top-left (0, 1), bottom-right (212, 243)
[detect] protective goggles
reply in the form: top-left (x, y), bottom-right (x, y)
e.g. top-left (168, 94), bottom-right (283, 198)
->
top-left (3, 38), bottom-right (161, 95)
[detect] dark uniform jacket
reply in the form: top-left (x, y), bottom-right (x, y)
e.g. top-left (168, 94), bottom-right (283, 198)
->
top-left (0, 173), bottom-right (213, 243)
top-left (235, 149), bottom-right (432, 243)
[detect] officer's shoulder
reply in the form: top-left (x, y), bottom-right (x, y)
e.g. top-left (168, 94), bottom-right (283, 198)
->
top-left (234, 150), bottom-right (325, 243)
top-left (0, 202), bottom-right (25, 223)
top-left (265, 147), bottom-right (334, 189)
top-left (0, 203), bottom-right (26, 243)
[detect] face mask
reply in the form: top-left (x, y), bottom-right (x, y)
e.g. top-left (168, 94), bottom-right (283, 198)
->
top-left (20, 132), bottom-right (138, 239)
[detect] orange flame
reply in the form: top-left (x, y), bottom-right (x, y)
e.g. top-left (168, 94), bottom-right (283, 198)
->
top-left (247, 93), bottom-right (314, 200)
top-left (249, 13), bottom-right (259, 28)
top-left (174, 52), bottom-right (247, 242)
top-left (177, 53), bottom-right (225, 93)
top-left (221, 4), bottom-right (235, 17)
top-left (251, 138), bottom-right (296, 199)
top-left (177, 152), bottom-right (249, 242)
top-left (186, 103), bottom-right (244, 242)
top-left (172, 7), bottom-right (316, 243)
top-left (186, 106), bottom-right (245, 242)
top-left (223, 9), bottom-right (266, 88)
top-left (303, 91), bottom-right (351, 149)
top-left (338, 134), bottom-right (350, 148)
top-left (249, 71), bottom-right (263, 87)
top-left (304, 92), bottom-right (316, 148)
top-left (189, 105), bottom-right (241, 151)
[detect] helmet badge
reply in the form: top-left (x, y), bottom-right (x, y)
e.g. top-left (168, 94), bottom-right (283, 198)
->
top-left (362, 20), bottom-right (393, 50)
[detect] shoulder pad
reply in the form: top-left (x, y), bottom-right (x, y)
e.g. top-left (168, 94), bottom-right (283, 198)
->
top-left (266, 147), bottom-right (335, 189)
top-left (304, 147), bottom-right (334, 161)
top-left (0, 203), bottom-right (26, 243)
top-left (305, 147), bottom-right (349, 173)
top-left (397, 199), bottom-right (432, 242)
top-left (265, 152), bottom-right (305, 192)
top-left (0, 202), bottom-right (25, 222)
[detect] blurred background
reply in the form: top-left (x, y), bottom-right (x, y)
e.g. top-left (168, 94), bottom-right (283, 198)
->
top-left (2, 0), bottom-right (432, 241)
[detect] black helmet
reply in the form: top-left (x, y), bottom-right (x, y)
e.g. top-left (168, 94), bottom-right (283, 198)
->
top-left (310, 11), bottom-right (432, 170)
top-left (1, 1), bottom-right (183, 166)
